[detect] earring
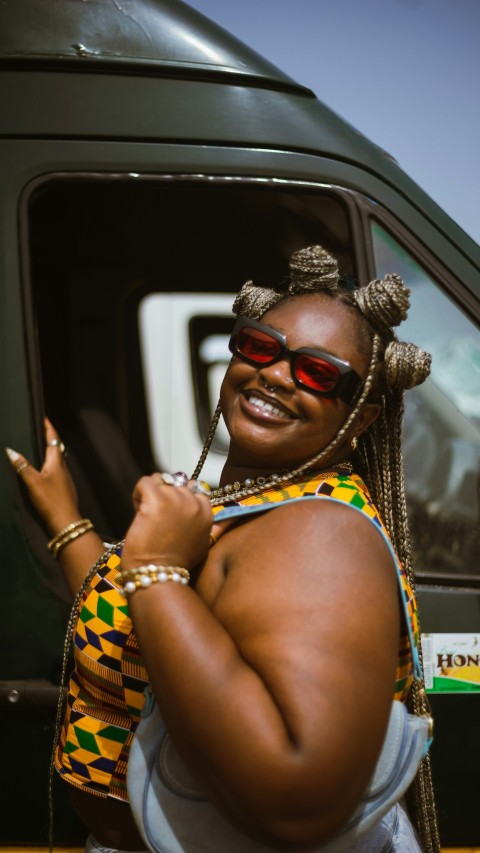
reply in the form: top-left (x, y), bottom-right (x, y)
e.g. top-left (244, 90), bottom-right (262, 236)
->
top-left (351, 436), bottom-right (358, 450)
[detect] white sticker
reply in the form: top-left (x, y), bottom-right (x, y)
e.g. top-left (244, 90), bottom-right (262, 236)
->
top-left (421, 633), bottom-right (480, 693)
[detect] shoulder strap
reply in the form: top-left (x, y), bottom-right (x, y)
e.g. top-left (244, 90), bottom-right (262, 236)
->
top-left (214, 496), bottom-right (423, 681)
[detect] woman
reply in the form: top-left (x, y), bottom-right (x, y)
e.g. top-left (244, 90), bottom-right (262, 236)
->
top-left (6, 245), bottom-right (439, 852)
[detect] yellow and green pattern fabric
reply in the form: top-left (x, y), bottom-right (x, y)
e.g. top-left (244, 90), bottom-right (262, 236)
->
top-left (55, 550), bottom-right (150, 801)
top-left (56, 467), bottom-right (418, 801)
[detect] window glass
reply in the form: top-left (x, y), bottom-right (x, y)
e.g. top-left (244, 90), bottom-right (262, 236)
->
top-left (372, 223), bottom-right (480, 578)
top-left (27, 177), bottom-right (354, 530)
top-left (139, 293), bottom-right (233, 485)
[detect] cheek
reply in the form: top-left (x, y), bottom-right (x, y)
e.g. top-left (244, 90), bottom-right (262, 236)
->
top-left (220, 360), bottom-right (253, 394)
top-left (219, 362), bottom-right (246, 412)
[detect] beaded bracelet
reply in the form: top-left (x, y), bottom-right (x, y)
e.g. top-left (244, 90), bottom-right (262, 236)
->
top-left (48, 518), bottom-right (94, 558)
top-left (115, 564), bottom-right (190, 595)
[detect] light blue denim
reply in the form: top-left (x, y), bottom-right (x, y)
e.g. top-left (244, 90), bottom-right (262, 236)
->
top-left (85, 802), bottom-right (421, 852)
top-left (345, 802), bottom-right (422, 852)
top-left (85, 833), bottom-right (148, 853)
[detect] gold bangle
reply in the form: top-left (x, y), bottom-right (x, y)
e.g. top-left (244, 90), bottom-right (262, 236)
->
top-left (52, 522), bottom-right (94, 558)
top-left (48, 520), bottom-right (94, 558)
top-left (115, 564), bottom-right (190, 595)
top-left (48, 519), bottom-right (92, 551)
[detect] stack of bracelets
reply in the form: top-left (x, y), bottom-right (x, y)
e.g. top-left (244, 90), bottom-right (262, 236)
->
top-left (47, 518), bottom-right (94, 558)
top-left (115, 564), bottom-right (191, 595)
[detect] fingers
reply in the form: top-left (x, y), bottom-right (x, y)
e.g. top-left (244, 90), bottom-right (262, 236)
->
top-left (145, 473), bottom-right (211, 501)
top-left (5, 447), bottom-right (36, 481)
top-left (125, 472), bottom-right (213, 571)
top-left (148, 472), bottom-right (211, 500)
top-left (132, 473), bottom-right (213, 520)
top-left (44, 419), bottom-right (67, 462)
top-left (188, 479), bottom-right (211, 497)
top-left (5, 420), bottom-right (67, 482)
top-left (210, 517), bottom-right (236, 546)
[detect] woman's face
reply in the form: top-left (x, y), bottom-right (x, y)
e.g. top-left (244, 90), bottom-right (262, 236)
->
top-left (220, 293), bottom-right (373, 472)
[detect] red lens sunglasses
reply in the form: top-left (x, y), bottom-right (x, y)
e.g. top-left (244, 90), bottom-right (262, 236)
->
top-left (229, 317), bottom-right (364, 404)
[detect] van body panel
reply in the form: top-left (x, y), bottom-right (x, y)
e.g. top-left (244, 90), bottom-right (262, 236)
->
top-left (0, 0), bottom-right (479, 845)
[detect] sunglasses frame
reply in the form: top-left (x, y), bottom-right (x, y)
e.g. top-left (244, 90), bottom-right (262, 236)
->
top-left (229, 316), bottom-right (364, 404)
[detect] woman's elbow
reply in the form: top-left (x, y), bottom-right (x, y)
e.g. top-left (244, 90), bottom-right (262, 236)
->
top-left (228, 784), bottom-right (360, 851)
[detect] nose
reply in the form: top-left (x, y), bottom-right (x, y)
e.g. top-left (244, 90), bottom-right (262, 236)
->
top-left (258, 358), bottom-right (295, 392)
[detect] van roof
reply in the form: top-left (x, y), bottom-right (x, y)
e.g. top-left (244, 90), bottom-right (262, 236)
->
top-left (0, 0), bottom-right (310, 94)
top-left (1, 0), bottom-right (479, 277)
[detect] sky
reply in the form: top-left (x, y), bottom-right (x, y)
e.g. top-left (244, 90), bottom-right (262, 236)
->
top-left (185, 0), bottom-right (480, 247)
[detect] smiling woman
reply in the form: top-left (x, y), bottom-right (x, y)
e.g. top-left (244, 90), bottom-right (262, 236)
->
top-left (7, 245), bottom-right (439, 853)
top-left (219, 296), bottom-right (377, 475)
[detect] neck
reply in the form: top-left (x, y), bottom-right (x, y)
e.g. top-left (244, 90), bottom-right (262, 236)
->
top-left (218, 452), bottom-right (353, 489)
top-left (219, 463), bottom-right (284, 488)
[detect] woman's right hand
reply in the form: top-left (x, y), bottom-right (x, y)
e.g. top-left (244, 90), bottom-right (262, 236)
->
top-left (6, 417), bottom-right (81, 535)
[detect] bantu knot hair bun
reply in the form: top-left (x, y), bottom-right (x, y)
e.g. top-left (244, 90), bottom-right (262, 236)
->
top-left (232, 281), bottom-right (283, 320)
top-left (354, 273), bottom-right (410, 330)
top-left (288, 245), bottom-right (339, 294)
top-left (384, 341), bottom-right (432, 390)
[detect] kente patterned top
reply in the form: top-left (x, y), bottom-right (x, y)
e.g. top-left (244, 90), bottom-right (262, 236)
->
top-left (55, 469), bottom-right (419, 802)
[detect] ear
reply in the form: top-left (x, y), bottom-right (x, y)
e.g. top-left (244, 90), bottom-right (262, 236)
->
top-left (354, 402), bottom-right (382, 437)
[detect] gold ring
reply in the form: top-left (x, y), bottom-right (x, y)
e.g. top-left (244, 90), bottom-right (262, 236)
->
top-left (16, 461), bottom-right (31, 475)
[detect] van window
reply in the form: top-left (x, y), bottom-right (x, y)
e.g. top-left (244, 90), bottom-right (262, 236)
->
top-left (371, 223), bottom-right (480, 580)
top-left (139, 293), bottom-right (233, 484)
top-left (25, 175), bottom-right (355, 538)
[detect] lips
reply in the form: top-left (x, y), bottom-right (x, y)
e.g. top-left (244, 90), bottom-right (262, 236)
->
top-left (242, 390), bottom-right (296, 421)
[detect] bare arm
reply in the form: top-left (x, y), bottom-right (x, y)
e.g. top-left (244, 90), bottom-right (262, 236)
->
top-left (122, 481), bottom-right (400, 849)
top-left (6, 419), bottom-right (106, 594)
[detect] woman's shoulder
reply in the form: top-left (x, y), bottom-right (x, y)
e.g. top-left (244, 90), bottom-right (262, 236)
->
top-left (227, 466), bottom-right (382, 529)
top-left (213, 467), bottom-right (386, 544)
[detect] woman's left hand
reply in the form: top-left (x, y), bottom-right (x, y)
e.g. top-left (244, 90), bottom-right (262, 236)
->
top-left (121, 474), bottom-right (213, 571)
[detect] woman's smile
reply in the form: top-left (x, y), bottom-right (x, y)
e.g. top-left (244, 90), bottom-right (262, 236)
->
top-left (241, 389), bottom-right (297, 423)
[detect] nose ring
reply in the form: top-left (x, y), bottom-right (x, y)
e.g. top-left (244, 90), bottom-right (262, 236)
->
top-left (261, 375), bottom-right (278, 393)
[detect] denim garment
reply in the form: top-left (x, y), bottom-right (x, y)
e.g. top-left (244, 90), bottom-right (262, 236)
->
top-left (85, 803), bottom-right (421, 853)
top-left (346, 803), bottom-right (422, 852)
top-left (85, 834), bottom-right (148, 853)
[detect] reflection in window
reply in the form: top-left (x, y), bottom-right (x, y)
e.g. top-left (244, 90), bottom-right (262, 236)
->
top-left (139, 293), bottom-right (233, 485)
top-left (372, 223), bottom-right (480, 579)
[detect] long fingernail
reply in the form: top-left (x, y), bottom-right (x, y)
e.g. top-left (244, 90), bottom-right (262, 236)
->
top-left (5, 447), bottom-right (20, 463)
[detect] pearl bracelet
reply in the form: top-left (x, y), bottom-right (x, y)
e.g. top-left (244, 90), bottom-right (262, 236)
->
top-left (115, 564), bottom-right (190, 595)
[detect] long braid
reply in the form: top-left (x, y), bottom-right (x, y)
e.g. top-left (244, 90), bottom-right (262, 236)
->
top-left (191, 402), bottom-right (222, 480)
top-left (351, 280), bottom-right (438, 853)
top-left (355, 393), bottom-right (440, 853)
top-left (192, 245), bottom-right (439, 851)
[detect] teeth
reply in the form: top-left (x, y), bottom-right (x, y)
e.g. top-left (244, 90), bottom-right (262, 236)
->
top-left (248, 394), bottom-right (291, 419)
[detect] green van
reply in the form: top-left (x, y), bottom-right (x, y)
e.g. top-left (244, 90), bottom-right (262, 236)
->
top-left (0, 0), bottom-right (479, 847)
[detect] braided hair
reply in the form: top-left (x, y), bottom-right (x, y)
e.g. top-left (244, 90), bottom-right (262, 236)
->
top-left (192, 244), bottom-right (440, 853)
